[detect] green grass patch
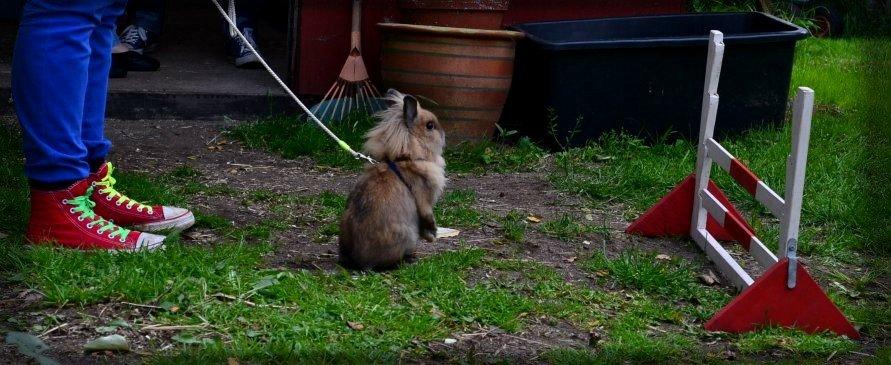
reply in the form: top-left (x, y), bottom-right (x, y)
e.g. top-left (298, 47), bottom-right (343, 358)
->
top-left (538, 213), bottom-right (607, 241)
top-left (736, 328), bottom-right (858, 356)
top-left (228, 113), bottom-right (374, 169)
top-left (498, 210), bottom-right (528, 243)
top-left (445, 136), bottom-right (547, 173)
top-left (434, 189), bottom-right (483, 229)
top-left (583, 251), bottom-right (698, 300)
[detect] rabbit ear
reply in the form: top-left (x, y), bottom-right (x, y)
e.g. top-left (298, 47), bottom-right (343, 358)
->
top-left (403, 95), bottom-right (418, 127)
top-left (385, 88), bottom-right (401, 99)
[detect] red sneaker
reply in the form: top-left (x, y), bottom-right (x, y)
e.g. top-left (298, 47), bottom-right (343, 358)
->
top-left (89, 163), bottom-right (195, 233)
top-left (26, 179), bottom-right (165, 251)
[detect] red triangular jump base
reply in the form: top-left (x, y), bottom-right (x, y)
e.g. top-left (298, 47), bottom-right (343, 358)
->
top-left (626, 174), bottom-right (754, 243)
top-left (706, 258), bottom-right (860, 339)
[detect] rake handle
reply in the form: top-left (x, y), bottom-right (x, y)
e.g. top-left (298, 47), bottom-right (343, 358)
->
top-left (351, 0), bottom-right (361, 51)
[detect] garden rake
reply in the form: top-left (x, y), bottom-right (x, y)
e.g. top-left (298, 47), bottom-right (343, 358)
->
top-left (310, 0), bottom-right (384, 122)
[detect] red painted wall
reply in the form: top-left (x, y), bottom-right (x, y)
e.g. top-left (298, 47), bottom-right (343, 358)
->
top-left (296, 0), bottom-right (686, 95)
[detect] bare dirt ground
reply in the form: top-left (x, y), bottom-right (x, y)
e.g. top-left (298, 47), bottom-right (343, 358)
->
top-left (1, 119), bottom-right (882, 364)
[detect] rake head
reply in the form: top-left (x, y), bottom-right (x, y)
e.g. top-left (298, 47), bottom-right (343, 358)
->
top-left (309, 47), bottom-right (385, 123)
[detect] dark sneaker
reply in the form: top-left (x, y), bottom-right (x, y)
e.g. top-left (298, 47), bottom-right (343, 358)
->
top-left (230, 27), bottom-right (261, 69)
top-left (119, 25), bottom-right (158, 54)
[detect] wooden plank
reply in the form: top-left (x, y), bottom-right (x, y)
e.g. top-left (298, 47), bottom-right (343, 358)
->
top-left (748, 235), bottom-right (780, 269)
top-left (779, 87), bottom-right (814, 257)
top-left (755, 181), bottom-right (785, 218)
top-left (694, 228), bottom-right (754, 291)
top-left (690, 31), bottom-right (725, 238)
top-left (701, 190), bottom-right (728, 226)
top-left (705, 138), bottom-right (733, 171)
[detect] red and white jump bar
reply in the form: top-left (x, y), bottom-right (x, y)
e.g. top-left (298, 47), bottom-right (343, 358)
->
top-left (627, 30), bottom-right (858, 338)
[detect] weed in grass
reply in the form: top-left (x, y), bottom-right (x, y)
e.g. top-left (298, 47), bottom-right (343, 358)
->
top-left (444, 136), bottom-right (547, 174)
top-left (194, 212), bottom-right (233, 230)
top-left (736, 327), bottom-right (857, 357)
top-left (228, 112), bottom-right (375, 169)
top-left (434, 189), bottom-right (483, 229)
top-left (294, 191), bottom-right (347, 240)
top-left (539, 213), bottom-right (594, 241)
top-left (584, 251), bottom-right (702, 301)
top-left (498, 211), bottom-right (527, 243)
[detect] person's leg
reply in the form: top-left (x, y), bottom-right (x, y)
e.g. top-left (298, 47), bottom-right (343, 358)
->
top-left (15, 0), bottom-right (166, 251)
top-left (234, 0), bottom-right (258, 30)
top-left (13, 0), bottom-right (95, 187)
top-left (227, 0), bottom-right (262, 68)
top-left (84, 0), bottom-right (195, 233)
top-left (129, 0), bottom-right (165, 36)
top-left (119, 0), bottom-right (163, 53)
top-left (83, 0), bottom-right (126, 170)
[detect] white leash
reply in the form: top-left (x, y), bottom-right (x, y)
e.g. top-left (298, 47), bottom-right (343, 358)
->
top-left (210, 0), bottom-right (377, 164)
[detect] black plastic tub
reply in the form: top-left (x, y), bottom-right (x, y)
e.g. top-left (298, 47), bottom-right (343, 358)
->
top-left (501, 12), bottom-right (808, 146)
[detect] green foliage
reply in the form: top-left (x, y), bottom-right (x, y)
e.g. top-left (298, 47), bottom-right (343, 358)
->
top-left (583, 251), bottom-right (698, 300)
top-left (538, 213), bottom-right (605, 240)
top-left (228, 112), bottom-right (375, 169)
top-left (434, 189), bottom-right (483, 229)
top-left (499, 211), bottom-right (528, 243)
top-left (445, 137), bottom-right (547, 173)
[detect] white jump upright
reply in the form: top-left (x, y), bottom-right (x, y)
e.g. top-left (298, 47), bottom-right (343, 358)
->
top-left (626, 30), bottom-right (858, 338)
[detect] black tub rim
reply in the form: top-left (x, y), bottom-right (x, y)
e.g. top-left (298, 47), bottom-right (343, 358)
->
top-left (511, 12), bottom-right (809, 51)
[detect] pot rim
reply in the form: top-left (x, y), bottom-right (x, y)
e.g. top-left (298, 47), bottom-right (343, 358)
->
top-left (378, 22), bottom-right (524, 40)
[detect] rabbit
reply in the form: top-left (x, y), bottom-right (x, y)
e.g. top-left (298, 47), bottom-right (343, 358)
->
top-left (338, 89), bottom-right (446, 270)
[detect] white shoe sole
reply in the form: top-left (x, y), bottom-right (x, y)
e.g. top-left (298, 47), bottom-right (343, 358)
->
top-left (132, 211), bottom-right (196, 234)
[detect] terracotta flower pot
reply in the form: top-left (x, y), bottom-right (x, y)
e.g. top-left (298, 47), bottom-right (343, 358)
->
top-left (379, 23), bottom-right (523, 142)
top-left (399, 0), bottom-right (510, 30)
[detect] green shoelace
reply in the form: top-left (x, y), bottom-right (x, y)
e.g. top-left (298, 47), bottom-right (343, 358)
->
top-left (94, 163), bottom-right (153, 214)
top-left (67, 187), bottom-right (131, 241)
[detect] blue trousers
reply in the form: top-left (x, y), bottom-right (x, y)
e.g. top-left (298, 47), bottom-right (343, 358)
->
top-left (13, 0), bottom-right (127, 185)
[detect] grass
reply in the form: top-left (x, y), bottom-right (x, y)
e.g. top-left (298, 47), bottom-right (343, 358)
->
top-left (227, 112), bottom-right (375, 169)
top-left (434, 189), bottom-right (483, 229)
top-left (539, 214), bottom-right (607, 241)
top-left (0, 37), bottom-right (887, 363)
top-left (498, 210), bottom-right (528, 243)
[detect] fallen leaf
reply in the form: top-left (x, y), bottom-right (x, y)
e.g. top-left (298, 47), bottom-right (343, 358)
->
top-left (655, 254), bottom-right (671, 261)
top-left (227, 358), bottom-right (240, 365)
top-left (443, 338), bottom-right (457, 345)
top-left (526, 215), bottom-right (542, 223)
top-left (595, 154), bottom-right (614, 161)
top-left (594, 270), bottom-right (609, 277)
top-left (96, 319), bottom-right (131, 334)
top-left (6, 332), bottom-right (51, 358)
top-left (436, 227), bottom-right (460, 238)
top-left (564, 256), bottom-right (577, 263)
top-left (83, 335), bottom-right (129, 353)
top-left (346, 322), bottom-right (364, 331)
top-left (584, 214), bottom-right (594, 221)
top-left (582, 240), bottom-right (591, 245)
top-left (160, 302), bottom-right (179, 313)
top-left (699, 270), bottom-right (721, 286)
top-left (430, 307), bottom-right (445, 319)
top-left (252, 275), bottom-right (280, 291)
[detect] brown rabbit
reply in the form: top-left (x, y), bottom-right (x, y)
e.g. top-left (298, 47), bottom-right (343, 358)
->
top-left (338, 89), bottom-right (446, 270)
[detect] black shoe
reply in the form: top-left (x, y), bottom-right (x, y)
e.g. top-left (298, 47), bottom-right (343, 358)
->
top-left (229, 27), bottom-right (262, 69)
top-left (123, 51), bottom-right (160, 72)
top-left (110, 53), bottom-right (128, 78)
